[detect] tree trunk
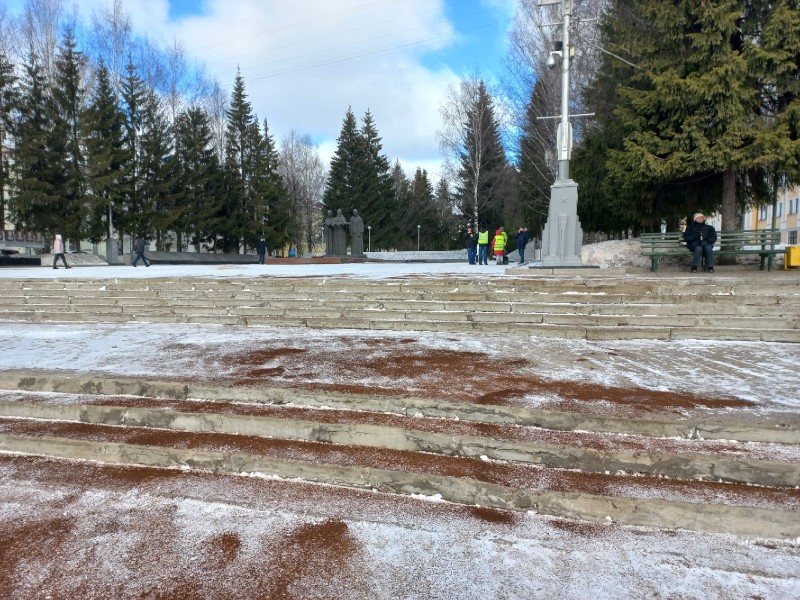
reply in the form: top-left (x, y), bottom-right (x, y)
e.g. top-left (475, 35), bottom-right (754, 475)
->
top-left (718, 167), bottom-right (738, 265)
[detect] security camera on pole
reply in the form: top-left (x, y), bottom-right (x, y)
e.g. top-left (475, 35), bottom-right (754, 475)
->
top-left (536, 0), bottom-right (584, 267)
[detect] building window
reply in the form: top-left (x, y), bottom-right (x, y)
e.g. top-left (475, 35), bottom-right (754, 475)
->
top-left (758, 206), bottom-right (768, 221)
top-left (791, 199), bottom-right (799, 214)
top-left (790, 230), bottom-right (798, 245)
top-left (777, 202), bottom-right (783, 217)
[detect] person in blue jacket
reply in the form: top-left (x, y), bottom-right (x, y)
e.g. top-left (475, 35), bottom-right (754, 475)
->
top-left (515, 226), bottom-right (530, 264)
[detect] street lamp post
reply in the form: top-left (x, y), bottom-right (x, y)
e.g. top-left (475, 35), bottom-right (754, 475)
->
top-left (537, 0), bottom-right (584, 267)
top-left (417, 225), bottom-right (421, 251)
top-left (367, 226), bottom-right (371, 253)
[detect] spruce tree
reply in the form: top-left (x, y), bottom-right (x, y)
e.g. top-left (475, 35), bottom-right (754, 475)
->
top-left (433, 177), bottom-right (460, 249)
top-left (518, 80), bottom-right (555, 236)
top-left (603, 0), bottom-right (798, 232)
top-left (453, 81), bottom-right (508, 231)
top-left (83, 62), bottom-right (129, 244)
top-left (119, 58), bottom-right (146, 245)
top-left (323, 107), bottom-right (361, 216)
top-left (0, 51), bottom-right (17, 231)
top-left (10, 54), bottom-right (62, 239)
top-left (741, 0), bottom-right (800, 204)
top-left (324, 107), bottom-right (399, 248)
top-left (259, 118), bottom-right (291, 253)
top-left (220, 69), bottom-right (257, 252)
top-left (174, 106), bottom-right (221, 251)
top-left (138, 89), bottom-right (180, 248)
top-left (356, 110), bottom-right (395, 249)
top-left (50, 28), bottom-right (88, 245)
top-left (409, 167), bottom-right (438, 250)
top-left (390, 161), bottom-right (412, 250)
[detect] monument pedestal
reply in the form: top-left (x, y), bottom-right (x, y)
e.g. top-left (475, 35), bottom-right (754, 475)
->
top-left (541, 179), bottom-right (584, 267)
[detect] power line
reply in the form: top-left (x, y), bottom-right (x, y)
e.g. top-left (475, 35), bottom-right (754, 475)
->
top-left (247, 21), bottom-right (495, 82)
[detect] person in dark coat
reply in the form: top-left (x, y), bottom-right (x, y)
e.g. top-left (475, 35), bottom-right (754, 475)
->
top-left (684, 212), bottom-right (717, 273)
top-left (477, 227), bottom-right (490, 265)
top-left (257, 236), bottom-right (268, 264)
top-left (463, 226), bottom-right (478, 265)
top-left (132, 236), bottom-right (150, 267)
top-left (515, 226), bottom-right (530, 264)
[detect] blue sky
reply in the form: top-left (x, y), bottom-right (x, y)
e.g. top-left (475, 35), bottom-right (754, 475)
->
top-left (3, 0), bottom-right (519, 180)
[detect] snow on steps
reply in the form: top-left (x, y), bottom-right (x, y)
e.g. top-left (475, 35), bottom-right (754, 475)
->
top-left (0, 371), bottom-right (798, 540)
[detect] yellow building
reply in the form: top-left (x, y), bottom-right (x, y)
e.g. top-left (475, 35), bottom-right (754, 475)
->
top-left (742, 184), bottom-right (800, 246)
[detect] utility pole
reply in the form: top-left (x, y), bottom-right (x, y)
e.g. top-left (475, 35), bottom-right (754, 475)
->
top-left (537, 0), bottom-right (584, 267)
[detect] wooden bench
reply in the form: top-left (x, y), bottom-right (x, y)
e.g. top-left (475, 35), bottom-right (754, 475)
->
top-left (640, 230), bottom-right (782, 272)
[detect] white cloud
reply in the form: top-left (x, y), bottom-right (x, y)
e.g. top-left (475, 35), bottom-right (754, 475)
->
top-left (163, 0), bottom-right (460, 173)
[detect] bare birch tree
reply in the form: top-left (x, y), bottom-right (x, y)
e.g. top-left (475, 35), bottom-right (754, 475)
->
top-left (502, 0), bottom-right (608, 162)
top-left (132, 37), bottom-right (165, 93)
top-left (21, 0), bottom-right (64, 81)
top-left (279, 131), bottom-right (326, 254)
top-left (89, 0), bottom-right (131, 98)
top-left (0, 4), bottom-right (19, 59)
top-left (438, 76), bottom-right (507, 230)
top-left (204, 78), bottom-right (227, 160)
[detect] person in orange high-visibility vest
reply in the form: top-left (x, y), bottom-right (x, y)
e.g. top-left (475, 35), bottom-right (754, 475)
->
top-left (492, 229), bottom-right (506, 265)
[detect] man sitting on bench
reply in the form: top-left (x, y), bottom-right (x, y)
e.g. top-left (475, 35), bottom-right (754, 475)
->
top-left (684, 212), bottom-right (717, 273)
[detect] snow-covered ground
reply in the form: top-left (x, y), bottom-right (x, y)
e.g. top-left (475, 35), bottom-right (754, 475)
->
top-left (2, 238), bottom-right (654, 279)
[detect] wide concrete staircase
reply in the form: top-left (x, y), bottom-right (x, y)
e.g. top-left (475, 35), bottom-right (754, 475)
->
top-left (0, 369), bottom-right (797, 539)
top-left (0, 273), bottom-right (799, 341)
top-left (0, 273), bottom-right (798, 539)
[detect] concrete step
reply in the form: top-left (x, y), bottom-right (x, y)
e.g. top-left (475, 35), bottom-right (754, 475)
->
top-left (4, 294), bottom-right (798, 319)
top-left (2, 396), bottom-right (797, 487)
top-left (0, 419), bottom-right (796, 540)
top-left (2, 275), bottom-right (798, 341)
top-left (2, 307), bottom-right (796, 340)
top-left (3, 293), bottom-right (797, 321)
top-left (9, 276), bottom-right (800, 297)
top-left (1, 371), bottom-right (796, 445)
top-left (1, 369), bottom-right (797, 538)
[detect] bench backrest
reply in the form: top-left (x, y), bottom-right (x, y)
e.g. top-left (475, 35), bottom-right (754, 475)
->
top-left (640, 230), bottom-right (780, 250)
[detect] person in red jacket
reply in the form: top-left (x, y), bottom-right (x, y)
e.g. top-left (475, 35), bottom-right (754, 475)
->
top-left (492, 229), bottom-right (506, 265)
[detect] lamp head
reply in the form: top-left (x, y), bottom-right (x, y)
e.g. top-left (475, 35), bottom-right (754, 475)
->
top-left (546, 52), bottom-right (560, 70)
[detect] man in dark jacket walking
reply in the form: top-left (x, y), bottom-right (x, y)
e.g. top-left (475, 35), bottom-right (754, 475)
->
top-left (463, 226), bottom-right (478, 265)
top-left (132, 236), bottom-right (150, 267)
top-left (257, 236), bottom-right (268, 264)
top-left (684, 212), bottom-right (717, 273)
top-left (515, 226), bottom-right (530, 264)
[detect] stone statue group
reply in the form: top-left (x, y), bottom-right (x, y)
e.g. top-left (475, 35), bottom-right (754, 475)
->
top-left (324, 208), bottom-right (364, 257)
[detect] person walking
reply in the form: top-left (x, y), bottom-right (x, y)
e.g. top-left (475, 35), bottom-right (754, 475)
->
top-left (515, 226), bottom-right (529, 265)
top-left (684, 212), bottom-right (716, 273)
top-left (257, 236), bottom-right (268, 264)
top-left (477, 227), bottom-right (490, 265)
top-left (492, 228), bottom-right (506, 265)
top-left (52, 234), bottom-right (70, 269)
top-left (132, 236), bottom-right (150, 267)
top-left (463, 226), bottom-right (478, 265)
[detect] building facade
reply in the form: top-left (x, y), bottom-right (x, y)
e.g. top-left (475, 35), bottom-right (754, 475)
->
top-left (742, 184), bottom-right (800, 246)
